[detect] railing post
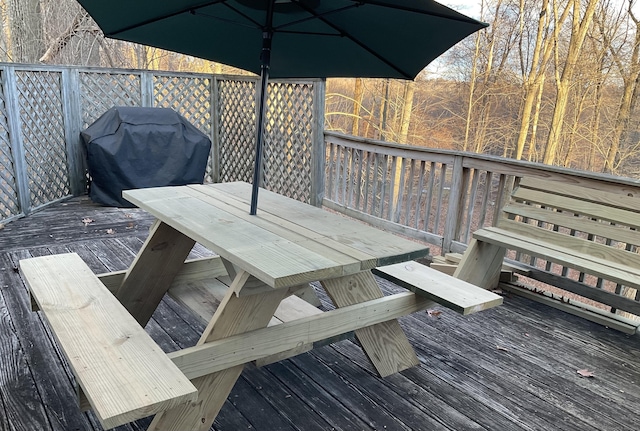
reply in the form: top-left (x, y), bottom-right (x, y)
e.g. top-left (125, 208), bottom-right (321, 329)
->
top-left (3, 66), bottom-right (30, 216)
top-left (442, 155), bottom-right (466, 254)
top-left (310, 79), bottom-right (326, 207)
top-left (211, 75), bottom-right (220, 183)
top-left (61, 68), bottom-right (85, 196)
top-left (141, 71), bottom-right (154, 107)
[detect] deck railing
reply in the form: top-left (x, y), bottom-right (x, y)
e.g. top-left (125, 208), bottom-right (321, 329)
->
top-left (0, 63), bottom-right (325, 223)
top-left (324, 131), bottom-right (640, 325)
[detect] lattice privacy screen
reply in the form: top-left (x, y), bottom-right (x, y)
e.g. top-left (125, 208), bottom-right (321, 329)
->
top-left (154, 74), bottom-right (214, 182)
top-left (217, 79), bottom-right (315, 203)
top-left (0, 65), bottom-right (321, 223)
top-left (15, 70), bottom-right (70, 209)
top-left (79, 72), bottom-right (142, 128)
top-left (0, 70), bottom-right (20, 219)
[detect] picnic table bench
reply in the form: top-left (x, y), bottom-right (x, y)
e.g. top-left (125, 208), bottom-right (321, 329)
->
top-left (19, 181), bottom-right (502, 430)
top-left (453, 176), bottom-right (640, 322)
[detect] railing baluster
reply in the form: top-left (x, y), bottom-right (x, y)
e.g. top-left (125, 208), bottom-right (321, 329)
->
top-left (423, 162), bottom-right (436, 232)
top-left (414, 160), bottom-right (426, 230)
top-left (403, 159), bottom-right (416, 226)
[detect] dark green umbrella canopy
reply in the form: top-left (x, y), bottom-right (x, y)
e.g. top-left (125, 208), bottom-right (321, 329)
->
top-left (77, 0), bottom-right (487, 213)
top-left (78, 0), bottom-right (486, 78)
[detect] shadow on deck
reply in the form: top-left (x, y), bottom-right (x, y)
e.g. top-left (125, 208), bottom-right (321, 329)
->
top-left (1, 197), bottom-right (639, 431)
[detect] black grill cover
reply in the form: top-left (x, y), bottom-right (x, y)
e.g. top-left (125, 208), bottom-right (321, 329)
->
top-left (81, 107), bottom-right (211, 207)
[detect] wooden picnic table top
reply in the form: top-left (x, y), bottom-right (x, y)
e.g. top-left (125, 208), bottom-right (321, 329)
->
top-left (123, 182), bottom-right (429, 289)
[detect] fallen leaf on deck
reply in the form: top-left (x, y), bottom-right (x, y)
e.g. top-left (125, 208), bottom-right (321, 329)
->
top-left (491, 288), bottom-right (504, 295)
top-left (577, 369), bottom-right (595, 378)
top-left (82, 217), bottom-right (94, 226)
top-left (106, 229), bottom-right (115, 234)
top-left (427, 310), bottom-right (442, 318)
top-left (126, 222), bottom-right (135, 230)
top-left (496, 345), bottom-right (509, 352)
top-left (124, 213), bottom-right (133, 218)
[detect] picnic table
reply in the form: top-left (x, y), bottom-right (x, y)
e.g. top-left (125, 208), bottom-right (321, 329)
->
top-left (21, 181), bottom-right (501, 431)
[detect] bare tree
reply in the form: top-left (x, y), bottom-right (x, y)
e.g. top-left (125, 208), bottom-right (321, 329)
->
top-left (543, 0), bottom-right (599, 165)
top-left (601, 0), bottom-right (640, 174)
top-left (7, 0), bottom-right (44, 62)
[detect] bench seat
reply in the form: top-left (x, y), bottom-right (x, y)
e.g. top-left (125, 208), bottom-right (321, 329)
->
top-left (20, 253), bottom-right (197, 430)
top-left (373, 261), bottom-right (503, 315)
top-left (453, 177), bottom-right (640, 321)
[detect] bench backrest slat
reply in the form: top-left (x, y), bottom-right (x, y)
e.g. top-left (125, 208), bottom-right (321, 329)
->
top-left (512, 185), bottom-right (640, 230)
top-left (519, 177), bottom-right (640, 212)
top-left (501, 202), bottom-right (640, 246)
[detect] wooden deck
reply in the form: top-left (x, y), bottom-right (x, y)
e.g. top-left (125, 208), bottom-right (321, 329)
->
top-left (1, 196), bottom-right (639, 431)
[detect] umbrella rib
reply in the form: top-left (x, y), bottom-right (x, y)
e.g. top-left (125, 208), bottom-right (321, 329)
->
top-left (361, 0), bottom-right (488, 26)
top-left (288, 0), bottom-right (413, 78)
top-left (105, 0), bottom-right (228, 36)
top-left (273, 3), bottom-right (359, 32)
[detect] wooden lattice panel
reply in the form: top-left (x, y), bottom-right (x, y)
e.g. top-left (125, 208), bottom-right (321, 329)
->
top-left (15, 70), bottom-right (70, 208)
top-left (154, 74), bottom-right (214, 181)
top-left (0, 70), bottom-right (20, 220)
top-left (217, 79), bottom-right (315, 203)
top-left (79, 72), bottom-right (141, 128)
top-left (217, 79), bottom-right (256, 184)
top-left (263, 82), bottom-right (313, 203)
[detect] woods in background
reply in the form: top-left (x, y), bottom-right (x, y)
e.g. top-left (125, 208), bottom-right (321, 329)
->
top-left (2, 0), bottom-right (640, 177)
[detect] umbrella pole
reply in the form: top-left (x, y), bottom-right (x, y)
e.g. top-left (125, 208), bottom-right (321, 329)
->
top-left (250, 31), bottom-right (273, 215)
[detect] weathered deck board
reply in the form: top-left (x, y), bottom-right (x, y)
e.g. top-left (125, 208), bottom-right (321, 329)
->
top-left (1, 196), bottom-right (640, 431)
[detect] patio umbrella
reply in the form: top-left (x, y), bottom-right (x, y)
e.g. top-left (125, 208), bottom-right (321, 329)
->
top-left (77, 0), bottom-right (487, 214)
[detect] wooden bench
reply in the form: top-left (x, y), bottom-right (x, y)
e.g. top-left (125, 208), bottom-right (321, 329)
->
top-left (373, 261), bottom-right (503, 315)
top-left (101, 255), bottom-right (503, 366)
top-left (453, 177), bottom-right (640, 320)
top-left (20, 253), bottom-right (198, 430)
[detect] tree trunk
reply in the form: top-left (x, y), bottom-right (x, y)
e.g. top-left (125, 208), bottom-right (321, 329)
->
top-left (399, 81), bottom-right (415, 144)
top-left (604, 7), bottom-right (640, 174)
top-left (352, 78), bottom-right (364, 136)
top-left (543, 0), bottom-right (598, 165)
top-left (7, 0), bottom-right (44, 62)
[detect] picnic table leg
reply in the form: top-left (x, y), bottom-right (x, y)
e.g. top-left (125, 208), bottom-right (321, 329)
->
top-left (146, 270), bottom-right (288, 431)
top-left (321, 270), bottom-right (419, 377)
top-left (453, 238), bottom-right (506, 290)
top-left (116, 220), bottom-right (196, 326)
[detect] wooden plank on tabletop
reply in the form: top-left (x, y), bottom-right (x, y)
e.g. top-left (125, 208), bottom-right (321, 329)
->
top-left (202, 182), bottom-right (429, 266)
top-left (21, 253), bottom-right (197, 430)
top-left (180, 185), bottom-right (372, 270)
top-left (123, 187), bottom-right (351, 288)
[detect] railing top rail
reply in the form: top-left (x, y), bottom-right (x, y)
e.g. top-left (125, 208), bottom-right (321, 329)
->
top-left (0, 62), bottom-right (323, 84)
top-left (325, 131), bottom-right (640, 190)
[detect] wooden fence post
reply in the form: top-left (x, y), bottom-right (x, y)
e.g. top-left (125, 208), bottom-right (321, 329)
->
top-left (61, 68), bottom-right (85, 196)
top-left (310, 79), bottom-right (326, 207)
top-left (3, 66), bottom-right (30, 216)
top-left (211, 75), bottom-right (220, 183)
top-left (442, 155), bottom-right (466, 254)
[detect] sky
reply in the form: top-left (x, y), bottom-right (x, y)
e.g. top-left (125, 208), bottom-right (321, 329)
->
top-left (444, 1), bottom-right (483, 21)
